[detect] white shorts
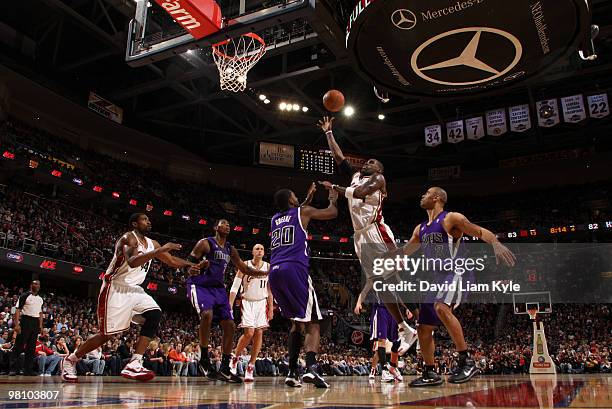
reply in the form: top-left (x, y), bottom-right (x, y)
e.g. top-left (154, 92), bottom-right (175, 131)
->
top-left (239, 299), bottom-right (269, 329)
top-left (97, 282), bottom-right (160, 335)
top-left (354, 222), bottom-right (396, 279)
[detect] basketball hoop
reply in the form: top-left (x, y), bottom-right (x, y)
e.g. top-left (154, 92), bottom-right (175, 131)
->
top-left (212, 32), bottom-right (266, 92)
top-left (527, 308), bottom-right (538, 321)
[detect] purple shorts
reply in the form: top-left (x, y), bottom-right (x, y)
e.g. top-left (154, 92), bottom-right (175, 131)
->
top-left (418, 270), bottom-right (474, 326)
top-left (187, 285), bottom-right (233, 321)
top-left (370, 304), bottom-right (398, 341)
top-left (269, 262), bottom-right (322, 322)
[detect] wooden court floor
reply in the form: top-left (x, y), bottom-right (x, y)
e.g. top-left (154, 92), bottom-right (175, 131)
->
top-left (0, 374), bottom-right (609, 408)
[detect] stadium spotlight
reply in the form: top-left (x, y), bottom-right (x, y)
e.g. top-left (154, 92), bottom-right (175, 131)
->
top-left (264, 99), bottom-right (270, 104)
top-left (259, 94), bottom-right (267, 101)
top-left (292, 104), bottom-right (300, 111)
top-left (378, 113), bottom-right (385, 120)
top-left (344, 106), bottom-right (355, 117)
top-left (302, 106), bottom-right (309, 112)
top-left (279, 102), bottom-right (287, 111)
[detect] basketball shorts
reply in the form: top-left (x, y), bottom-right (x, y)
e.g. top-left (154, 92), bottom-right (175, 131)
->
top-left (370, 304), bottom-right (398, 341)
top-left (417, 270), bottom-right (474, 326)
top-left (239, 298), bottom-right (269, 329)
top-left (97, 281), bottom-right (160, 335)
top-left (269, 262), bottom-right (322, 322)
top-left (354, 222), bottom-right (397, 281)
top-left (188, 285), bottom-right (233, 321)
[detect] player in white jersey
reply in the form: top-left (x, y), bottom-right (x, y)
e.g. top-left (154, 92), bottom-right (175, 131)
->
top-left (61, 213), bottom-right (203, 382)
top-left (228, 243), bottom-right (273, 382)
top-left (317, 116), bottom-right (417, 354)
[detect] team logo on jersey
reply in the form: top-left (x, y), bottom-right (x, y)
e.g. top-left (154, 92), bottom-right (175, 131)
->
top-left (391, 9), bottom-right (417, 30)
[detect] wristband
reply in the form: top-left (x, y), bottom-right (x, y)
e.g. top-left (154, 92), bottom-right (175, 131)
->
top-left (325, 130), bottom-right (333, 136)
top-left (345, 186), bottom-right (355, 199)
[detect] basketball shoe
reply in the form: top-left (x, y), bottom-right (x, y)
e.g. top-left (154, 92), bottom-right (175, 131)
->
top-left (61, 354), bottom-right (78, 382)
top-left (448, 358), bottom-right (479, 384)
top-left (381, 368), bottom-right (395, 383)
top-left (121, 356), bottom-right (155, 381)
top-left (368, 367), bottom-right (376, 379)
top-left (388, 364), bottom-right (403, 382)
top-left (398, 326), bottom-right (418, 355)
top-left (409, 368), bottom-right (443, 387)
top-left (244, 364), bottom-right (255, 382)
top-left (302, 366), bottom-right (329, 388)
top-left (285, 370), bottom-right (302, 387)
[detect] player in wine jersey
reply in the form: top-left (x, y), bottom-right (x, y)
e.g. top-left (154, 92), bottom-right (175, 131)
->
top-left (384, 187), bottom-right (516, 386)
top-left (318, 116), bottom-right (417, 353)
top-left (62, 213), bottom-right (201, 382)
top-left (228, 243), bottom-right (273, 382)
top-left (269, 186), bottom-right (338, 388)
top-left (186, 219), bottom-right (268, 383)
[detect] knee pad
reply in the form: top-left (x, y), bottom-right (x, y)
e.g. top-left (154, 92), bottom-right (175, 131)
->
top-left (140, 309), bottom-right (162, 338)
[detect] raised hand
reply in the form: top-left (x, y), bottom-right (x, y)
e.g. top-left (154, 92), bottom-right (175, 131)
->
top-left (317, 116), bottom-right (335, 132)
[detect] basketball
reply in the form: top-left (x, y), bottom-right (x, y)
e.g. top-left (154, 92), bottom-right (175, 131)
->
top-left (323, 90), bottom-right (345, 112)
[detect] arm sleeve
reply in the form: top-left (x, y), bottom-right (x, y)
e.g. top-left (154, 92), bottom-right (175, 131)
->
top-left (16, 293), bottom-right (29, 310)
top-left (230, 277), bottom-right (242, 294)
top-left (338, 159), bottom-right (354, 176)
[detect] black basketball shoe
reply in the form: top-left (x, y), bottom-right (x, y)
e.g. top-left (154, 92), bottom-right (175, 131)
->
top-left (285, 371), bottom-right (302, 388)
top-left (448, 358), bottom-right (479, 384)
top-left (302, 366), bottom-right (329, 388)
top-left (217, 366), bottom-right (243, 383)
top-left (409, 369), bottom-right (444, 387)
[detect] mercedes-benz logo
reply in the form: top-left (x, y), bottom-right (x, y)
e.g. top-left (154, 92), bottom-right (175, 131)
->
top-left (391, 9), bottom-right (417, 30)
top-left (411, 27), bottom-right (523, 86)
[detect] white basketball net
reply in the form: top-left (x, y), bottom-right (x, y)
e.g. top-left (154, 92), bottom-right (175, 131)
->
top-left (212, 33), bottom-right (266, 92)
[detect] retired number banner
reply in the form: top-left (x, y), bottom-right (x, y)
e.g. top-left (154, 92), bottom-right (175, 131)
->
top-left (465, 117), bottom-right (485, 140)
top-left (587, 94), bottom-right (609, 119)
top-left (424, 125), bottom-right (442, 147)
top-left (446, 120), bottom-right (464, 144)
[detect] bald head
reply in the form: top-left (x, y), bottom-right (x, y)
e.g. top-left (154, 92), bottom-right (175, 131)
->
top-left (420, 186), bottom-right (448, 209)
top-left (361, 158), bottom-right (384, 176)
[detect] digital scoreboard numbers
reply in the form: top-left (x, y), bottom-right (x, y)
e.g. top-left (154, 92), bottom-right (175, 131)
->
top-left (298, 148), bottom-right (335, 174)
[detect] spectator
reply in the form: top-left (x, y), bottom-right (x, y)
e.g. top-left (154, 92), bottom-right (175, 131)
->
top-left (82, 344), bottom-right (105, 376)
top-left (34, 335), bottom-right (61, 376)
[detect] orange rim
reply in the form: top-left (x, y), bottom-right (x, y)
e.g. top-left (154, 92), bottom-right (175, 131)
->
top-left (212, 32), bottom-right (266, 62)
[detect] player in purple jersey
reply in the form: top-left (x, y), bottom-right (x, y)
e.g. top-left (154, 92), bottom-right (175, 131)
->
top-left (269, 186), bottom-right (338, 388)
top-left (186, 219), bottom-right (267, 383)
top-left (384, 187), bottom-right (515, 387)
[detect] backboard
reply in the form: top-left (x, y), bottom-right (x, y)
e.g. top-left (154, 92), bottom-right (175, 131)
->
top-left (512, 291), bottom-right (553, 315)
top-left (126, 0), bottom-right (316, 66)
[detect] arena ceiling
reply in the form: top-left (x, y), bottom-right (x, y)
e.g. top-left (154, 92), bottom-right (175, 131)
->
top-left (1, 0), bottom-right (612, 177)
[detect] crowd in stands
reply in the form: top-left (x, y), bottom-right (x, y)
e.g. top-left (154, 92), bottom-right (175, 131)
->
top-left (0, 117), bottom-right (611, 377)
top-left (0, 281), bottom-right (609, 377)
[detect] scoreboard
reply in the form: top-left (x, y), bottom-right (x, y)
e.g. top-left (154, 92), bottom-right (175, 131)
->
top-left (298, 148), bottom-right (334, 174)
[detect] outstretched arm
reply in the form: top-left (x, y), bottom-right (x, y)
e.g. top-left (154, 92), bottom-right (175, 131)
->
top-left (318, 116), bottom-right (345, 165)
top-left (445, 212), bottom-right (516, 266)
top-left (151, 240), bottom-right (198, 269)
top-left (319, 173), bottom-right (385, 201)
top-left (230, 247), bottom-right (268, 277)
top-left (122, 234), bottom-right (187, 269)
top-left (300, 189), bottom-right (338, 229)
top-left (383, 224), bottom-right (422, 259)
top-left (300, 182), bottom-right (316, 207)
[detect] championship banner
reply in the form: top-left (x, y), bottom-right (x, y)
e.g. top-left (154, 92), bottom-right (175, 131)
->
top-left (466, 117), bottom-right (485, 140)
top-left (509, 104), bottom-right (532, 132)
top-left (424, 125), bottom-right (442, 147)
top-left (561, 94), bottom-right (586, 123)
top-left (446, 120), bottom-right (464, 144)
top-left (87, 92), bottom-right (123, 124)
top-left (587, 94), bottom-right (610, 119)
top-left (486, 109), bottom-right (507, 136)
top-left (258, 142), bottom-right (294, 168)
top-left (536, 99), bottom-right (560, 127)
